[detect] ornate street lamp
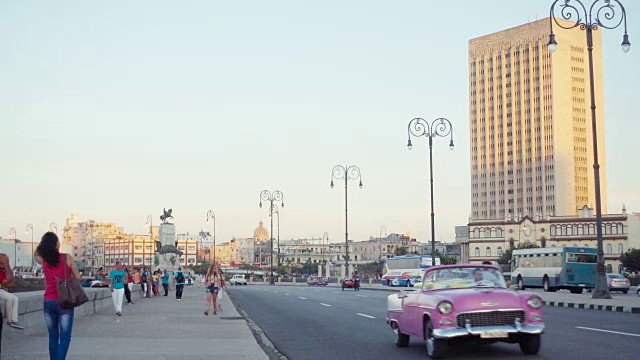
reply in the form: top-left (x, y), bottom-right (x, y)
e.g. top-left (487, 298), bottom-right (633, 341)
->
top-left (9, 227), bottom-right (16, 267)
top-left (259, 190), bottom-right (284, 285)
top-left (26, 223), bottom-right (34, 268)
top-left (379, 225), bottom-right (387, 260)
top-left (145, 215), bottom-right (153, 268)
top-left (330, 165), bottom-right (363, 280)
top-left (548, 0), bottom-right (631, 299)
top-left (207, 210), bottom-right (216, 265)
top-left (407, 117), bottom-right (454, 266)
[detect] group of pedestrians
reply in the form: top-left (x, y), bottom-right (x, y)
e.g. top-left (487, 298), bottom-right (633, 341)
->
top-left (16, 231), bottom-right (226, 360)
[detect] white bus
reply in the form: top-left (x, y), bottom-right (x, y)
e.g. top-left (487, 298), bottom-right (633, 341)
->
top-left (511, 247), bottom-right (597, 294)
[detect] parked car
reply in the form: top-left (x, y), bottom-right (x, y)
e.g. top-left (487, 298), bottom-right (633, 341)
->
top-left (317, 277), bottom-right (329, 286)
top-left (228, 274), bottom-right (248, 286)
top-left (307, 277), bottom-right (318, 286)
top-left (606, 274), bottom-right (630, 294)
top-left (386, 264), bottom-right (544, 359)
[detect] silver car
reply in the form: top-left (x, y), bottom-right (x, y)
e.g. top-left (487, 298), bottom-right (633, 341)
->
top-left (606, 274), bottom-right (630, 294)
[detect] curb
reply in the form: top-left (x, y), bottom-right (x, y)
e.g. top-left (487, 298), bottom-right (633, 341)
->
top-left (543, 300), bottom-right (640, 314)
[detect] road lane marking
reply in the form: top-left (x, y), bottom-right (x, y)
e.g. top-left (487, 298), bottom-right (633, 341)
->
top-left (356, 295), bottom-right (368, 298)
top-left (298, 297), bottom-right (307, 300)
top-left (576, 327), bottom-right (640, 337)
top-left (285, 294), bottom-right (290, 296)
top-left (320, 303), bottom-right (332, 307)
top-left (357, 313), bottom-right (376, 319)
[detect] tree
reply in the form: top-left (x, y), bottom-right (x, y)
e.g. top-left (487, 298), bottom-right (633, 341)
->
top-left (620, 248), bottom-right (640, 272)
top-left (497, 241), bottom-right (540, 272)
top-left (394, 246), bottom-right (409, 256)
top-left (440, 254), bottom-right (458, 265)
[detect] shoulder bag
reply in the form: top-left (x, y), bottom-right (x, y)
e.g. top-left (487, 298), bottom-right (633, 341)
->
top-left (57, 254), bottom-right (89, 308)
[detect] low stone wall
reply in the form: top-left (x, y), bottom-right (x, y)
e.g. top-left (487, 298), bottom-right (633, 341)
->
top-left (1, 284), bottom-right (143, 339)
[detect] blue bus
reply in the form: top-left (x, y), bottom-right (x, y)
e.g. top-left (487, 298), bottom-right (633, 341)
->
top-left (511, 247), bottom-right (597, 293)
top-left (381, 255), bottom-right (441, 286)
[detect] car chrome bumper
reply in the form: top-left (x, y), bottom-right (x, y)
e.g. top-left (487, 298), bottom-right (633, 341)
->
top-left (432, 320), bottom-right (544, 339)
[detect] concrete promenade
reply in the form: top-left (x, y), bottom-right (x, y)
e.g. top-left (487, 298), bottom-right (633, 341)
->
top-left (3, 286), bottom-right (269, 360)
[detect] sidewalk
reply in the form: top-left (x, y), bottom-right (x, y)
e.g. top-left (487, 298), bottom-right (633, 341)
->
top-left (3, 286), bottom-right (269, 360)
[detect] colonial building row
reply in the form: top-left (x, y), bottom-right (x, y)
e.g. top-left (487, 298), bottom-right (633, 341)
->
top-left (455, 206), bottom-right (640, 272)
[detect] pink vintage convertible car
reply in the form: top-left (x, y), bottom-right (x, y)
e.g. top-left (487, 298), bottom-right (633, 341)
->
top-left (386, 264), bottom-right (544, 359)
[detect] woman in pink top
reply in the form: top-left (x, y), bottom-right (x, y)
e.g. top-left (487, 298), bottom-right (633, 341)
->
top-left (34, 232), bottom-right (81, 360)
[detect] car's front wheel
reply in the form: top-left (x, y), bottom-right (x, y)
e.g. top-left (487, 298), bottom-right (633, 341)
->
top-left (519, 334), bottom-right (541, 355)
top-left (425, 318), bottom-right (448, 359)
top-left (517, 276), bottom-right (525, 291)
top-left (392, 322), bottom-right (409, 347)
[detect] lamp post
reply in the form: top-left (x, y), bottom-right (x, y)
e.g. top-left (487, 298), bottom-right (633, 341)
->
top-left (206, 210), bottom-right (216, 265)
top-left (259, 190), bottom-right (284, 285)
top-left (49, 222), bottom-right (57, 234)
top-left (9, 227), bottom-right (16, 267)
top-left (407, 117), bottom-right (454, 266)
top-left (330, 165), bottom-right (363, 280)
top-left (548, 0), bottom-right (630, 299)
top-left (270, 204), bottom-right (281, 267)
top-left (322, 232), bottom-right (329, 266)
top-left (145, 215), bottom-right (153, 269)
top-left (26, 223), bottom-right (34, 268)
top-left (379, 225), bottom-right (387, 260)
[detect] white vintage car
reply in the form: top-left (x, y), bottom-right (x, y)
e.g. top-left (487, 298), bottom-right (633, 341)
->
top-left (228, 274), bottom-right (247, 285)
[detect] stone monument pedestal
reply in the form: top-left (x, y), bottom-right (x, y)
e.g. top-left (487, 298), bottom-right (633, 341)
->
top-left (155, 223), bottom-right (180, 273)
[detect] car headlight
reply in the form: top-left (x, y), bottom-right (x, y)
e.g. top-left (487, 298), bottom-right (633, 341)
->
top-left (437, 301), bottom-right (453, 315)
top-left (527, 296), bottom-right (543, 309)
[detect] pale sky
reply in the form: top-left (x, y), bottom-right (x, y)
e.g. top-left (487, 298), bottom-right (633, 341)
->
top-left (1, 1), bottom-right (639, 246)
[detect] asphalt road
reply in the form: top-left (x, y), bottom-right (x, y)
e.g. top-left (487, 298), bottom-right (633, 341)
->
top-left (228, 285), bottom-right (640, 360)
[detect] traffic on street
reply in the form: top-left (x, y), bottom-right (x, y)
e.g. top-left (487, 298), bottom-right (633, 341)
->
top-left (228, 285), bottom-right (639, 360)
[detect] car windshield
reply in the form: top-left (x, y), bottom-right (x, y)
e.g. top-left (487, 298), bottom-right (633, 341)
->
top-left (607, 274), bottom-right (625, 279)
top-left (421, 266), bottom-right (507, 291)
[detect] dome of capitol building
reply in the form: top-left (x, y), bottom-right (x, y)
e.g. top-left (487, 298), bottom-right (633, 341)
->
top-left (253, 220), bottom-right (269, 241)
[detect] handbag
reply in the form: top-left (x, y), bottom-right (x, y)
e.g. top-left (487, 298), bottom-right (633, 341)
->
top-left (56, 254), bottom-right (89, 308)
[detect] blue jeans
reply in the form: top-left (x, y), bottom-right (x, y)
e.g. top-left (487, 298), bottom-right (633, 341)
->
top-left (43, 300), bottom-right (74, 360)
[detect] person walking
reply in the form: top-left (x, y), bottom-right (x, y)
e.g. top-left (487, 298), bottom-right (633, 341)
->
top-left (0, 252), bottom-right (24, 329)
top-left (174, 267), bottom-right (186, 301)
top-left (145, 267), bottom-right (153, 299)
top-left (204, 265), bottom-right (222, 316)
top-left (34, 232), bottom-right (82, 360)
top-left (124, 267), bottom-right (134, 304)
top-left (217, 268), bottom-right (226, 312)
top-left (139, 268), bottom-right (148, 298)
top-left (161, 270), bottom-right (169, 296)
top-left (109, 261), bottom-right (125, 316)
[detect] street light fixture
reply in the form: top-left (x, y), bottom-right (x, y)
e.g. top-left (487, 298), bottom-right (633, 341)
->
top-left (330, 165), bottom-right (363, 280)
top-left (26, 223), bottom-right (34, 268)
top-left (206, 210), bottom-right (216, 265)
top-left (407, 117), bottom-right (454, 266)
top-left (548, 0), bottom-right (631, 299)
top-left (49, 222), bottom-right (57, 234)
top-left (379, 225), bottom-right (387, 260)
top-left (259, 190), bottom-right (284, 285)
top-left (9, 227), bottom-right (16, 267)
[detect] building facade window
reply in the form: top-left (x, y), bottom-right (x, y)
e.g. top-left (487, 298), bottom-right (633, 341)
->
top-left (486, 247), bottom-right (491, 256)
top-left (606, 244), bottom-right (612, 254)
top-left (618, 243), bottom-right (624, 254)
top-left (475, 247), bottom-right (480, 256)
top-left (497, 247), bottom-right (503, 256)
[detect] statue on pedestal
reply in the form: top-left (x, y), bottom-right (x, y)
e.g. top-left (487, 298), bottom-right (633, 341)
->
top-left (154, 208), bottom-right (181, 271)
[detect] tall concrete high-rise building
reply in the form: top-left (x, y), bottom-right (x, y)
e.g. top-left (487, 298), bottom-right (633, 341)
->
top-left (468, 18), bottom-right (607, 221)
